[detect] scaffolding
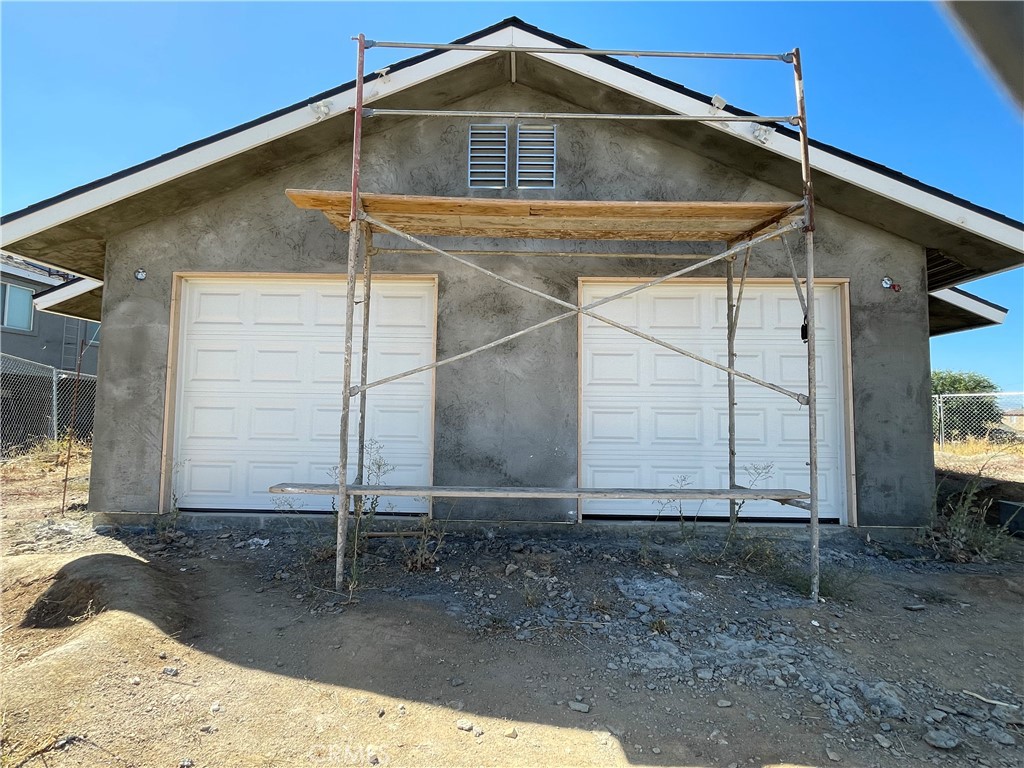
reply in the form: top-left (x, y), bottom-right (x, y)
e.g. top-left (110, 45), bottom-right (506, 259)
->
top-left (270, 35), bottom-right (822, 600)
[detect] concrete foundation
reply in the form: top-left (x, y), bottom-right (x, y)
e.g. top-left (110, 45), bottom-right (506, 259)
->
top-left (89, 82), bottom-right (934, 527)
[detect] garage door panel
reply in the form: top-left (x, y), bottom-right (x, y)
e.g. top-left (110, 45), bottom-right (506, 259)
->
top-left (776, 405), bottom-right (842, 450)
top-left (253, 291), bottom-right (307, 326)
top-left (583, 405), bottom-right (642, 445)
top-left (714, 407), bottom-right (769, 445)
top-left (182, 460), bottom-right (236, 498)
top-left (583, 349), bottom-right (642, 386)
top-left (708, 351), bottom-right (766, 392)
top-left (371, 348), bottom-right (434, 389)
top-left (188, 344), bottom-right (245, 384)
top-left (175, 277), bottom-right (435, 512)
top-left (651, 351), bottom-right (703, 387)
top-left (711, 293), bottom-right (765, 330)
top-left (190, 289), bottom-right (246, 327)
top-left (372, 289), bottom-right (435, 330)
top-left (585, 347), bottom-right (710, 394)
top-left (249, 405), bottom-right (301, 442)
top-left (770, 293), bottom-right (836, 336)
top-left (649, 294), bottom-right (701, 329)
top-left (582, 291), bottom-right (641, 330)
top-left (583, 401), bottom-right (707, 449)
top-left (252, 347), bottom-right (304, 383)
top-left (185, 403), bottom-right (239, 442)
top-left (650, 407), bottom-right (703, 445)
top-left (580, 282), bottom-right (847, 523)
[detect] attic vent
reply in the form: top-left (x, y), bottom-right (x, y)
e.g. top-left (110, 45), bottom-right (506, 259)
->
top-left (468, 124), bottom-right (509, 188)
top-left (516, 124), bottom-right (557, 189)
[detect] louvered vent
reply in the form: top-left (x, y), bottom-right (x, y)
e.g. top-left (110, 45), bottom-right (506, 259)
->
top-left (468, 124), bottom-right (508, 188)
top-left (516, 124), bottom-right (557, 189)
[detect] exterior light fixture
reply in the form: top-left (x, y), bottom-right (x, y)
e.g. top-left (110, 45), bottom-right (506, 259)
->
top-left (135, 267), bottom-right (147, 281)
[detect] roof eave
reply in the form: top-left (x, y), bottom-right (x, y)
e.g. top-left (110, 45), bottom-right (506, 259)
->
top-left (2, 17), bottom-right (1020, 290)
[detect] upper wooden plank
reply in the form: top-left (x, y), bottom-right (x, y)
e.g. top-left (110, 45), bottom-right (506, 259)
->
top-left (286, 190), bottom-right (803, 242)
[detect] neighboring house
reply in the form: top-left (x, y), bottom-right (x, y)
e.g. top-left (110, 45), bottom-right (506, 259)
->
top-left (1, 18), bottom-right (1021, 530)
top-left (0, 252), bottom-right (100, 374)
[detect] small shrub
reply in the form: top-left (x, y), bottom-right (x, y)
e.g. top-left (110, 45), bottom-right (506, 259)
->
top-left (521, 579), bottom-right (543, 608)
top-left (666, 463), bottom-right (775, 565)
top-left (649, 618), bottom-right (670, 635)
top-left (402, 514), bottom-right (448, 571)
top-left (921, 478), bottom-right (1016, 563)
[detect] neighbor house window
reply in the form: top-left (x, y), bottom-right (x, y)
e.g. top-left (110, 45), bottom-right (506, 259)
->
top-left (1, 283), bottom-right (34, 331)
top-left (468, 123), bottom-right (556, 190)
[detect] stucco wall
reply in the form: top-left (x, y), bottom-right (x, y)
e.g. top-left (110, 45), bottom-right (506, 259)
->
top-left (91, 83), bottom-right (934, 526)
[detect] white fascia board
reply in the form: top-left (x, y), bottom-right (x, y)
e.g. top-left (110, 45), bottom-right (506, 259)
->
top-left (33, 277), bottom-right (103, 311)
top-left (509, 27), bottom-right (1023, 254)
top-left (0, 262), bottom-right (62, 285)
top-left (0, 30), bottom-right (512, 248)
top-left (929, 287), bottom-right (1008, 324)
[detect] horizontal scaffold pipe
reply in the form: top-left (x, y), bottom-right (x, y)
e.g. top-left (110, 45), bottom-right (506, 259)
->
top-left (364, 108), bottom-right (800, 126)
top-left (369, 248), bottom-right (714, 259)
top-left (357, 214), bottom-right (809, 404)
top-left (364, 40), bottom-right (793, 62)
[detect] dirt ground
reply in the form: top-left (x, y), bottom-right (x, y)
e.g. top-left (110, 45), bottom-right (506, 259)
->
top-left (2, 450), bottom-right (1023, 768)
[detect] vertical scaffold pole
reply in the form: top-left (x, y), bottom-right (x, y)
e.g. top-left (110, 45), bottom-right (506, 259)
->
top-left (337, 33), bottom-right (367, 590)
top-left (355, 237), bottom-right (373, 491)
top-left (793, 47), bottom-right (819, 602)
top-left (352, 231), bottom-right (373, 583)
top-left (726, 258), bottom-right (738, 523)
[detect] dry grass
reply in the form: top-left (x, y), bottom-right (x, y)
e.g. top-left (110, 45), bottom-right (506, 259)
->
top-left (933, 439), bottom-right (1024, 486)
top-left (2, 436), bottom-right (91, 474)
top-left (1, 438), bottom-right (92, 520)
top-left (935, 438), bottom-right (1024, 459)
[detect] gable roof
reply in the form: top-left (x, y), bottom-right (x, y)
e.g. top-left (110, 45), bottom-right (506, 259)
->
top-left (2, 16), bottom-right (1021, 323)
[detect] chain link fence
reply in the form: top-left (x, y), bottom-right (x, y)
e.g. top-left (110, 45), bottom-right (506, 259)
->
top-left (932, 391), bottom-right (1024, 448)
top-left (1, 353), bottom-right (98, 457)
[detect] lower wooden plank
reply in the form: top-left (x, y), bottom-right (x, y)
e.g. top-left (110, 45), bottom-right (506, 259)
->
top-left (269, 483), bottom-right (810, 501)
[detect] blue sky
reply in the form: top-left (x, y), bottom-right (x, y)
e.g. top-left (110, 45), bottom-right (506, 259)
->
top-left (2, 2), bottom-right (1021, 389)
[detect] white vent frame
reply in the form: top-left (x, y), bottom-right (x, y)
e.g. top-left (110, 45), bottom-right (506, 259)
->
top-left (516, 124), bottom-right (557, 189)
top-left (468, 124), bottom-right (509, 188)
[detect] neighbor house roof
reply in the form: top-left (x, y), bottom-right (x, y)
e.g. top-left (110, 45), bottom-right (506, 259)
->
top-left (2, 17), bottom-right (1021, 329)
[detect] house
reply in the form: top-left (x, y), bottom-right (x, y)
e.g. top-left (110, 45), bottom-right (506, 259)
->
top-left (1, 18), bottom-right (1020, 531)
top-left (0, 252), bottom-right (101, 374)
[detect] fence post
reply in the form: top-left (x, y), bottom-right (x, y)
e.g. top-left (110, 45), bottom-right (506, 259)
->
top-left (51, 369), bottom-right (59, 440)
top-left (938, 395), bottom-right (945, 450)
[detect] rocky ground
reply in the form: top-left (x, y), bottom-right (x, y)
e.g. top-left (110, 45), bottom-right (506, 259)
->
top-left (2, 500), bottom-right (1023, 767)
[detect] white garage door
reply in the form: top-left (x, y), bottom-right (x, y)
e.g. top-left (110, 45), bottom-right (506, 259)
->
top-left (174, 276), bottom-right (436, 513)
top-left (580, 280), bottom-right (847, 522)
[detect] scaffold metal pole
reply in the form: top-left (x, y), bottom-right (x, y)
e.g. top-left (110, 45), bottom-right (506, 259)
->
top-left (365, 40), bottom-right (792, 62)
top-left (336, 33), bottom-right (367, 590)
top-left (354, 226), bottom-right (373, 517)
top-left (792, 47), bottom-right (820, 603)
top-left (726, 258), bottom-right (738, 523)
